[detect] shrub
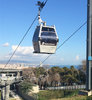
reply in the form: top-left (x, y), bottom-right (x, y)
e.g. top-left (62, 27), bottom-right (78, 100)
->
top-left (19, 81), bottom-right (34, 94)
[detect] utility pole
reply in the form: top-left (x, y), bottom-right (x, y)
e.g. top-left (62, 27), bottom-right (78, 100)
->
top-left (86, 0), bottom-right (92, 91)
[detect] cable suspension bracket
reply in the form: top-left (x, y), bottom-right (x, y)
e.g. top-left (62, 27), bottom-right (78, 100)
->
top-left (37, 1), bottom-right (46, 26)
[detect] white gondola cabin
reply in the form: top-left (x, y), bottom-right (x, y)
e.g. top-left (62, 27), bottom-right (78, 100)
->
top-left (33, 24), bottom-right (59, 54)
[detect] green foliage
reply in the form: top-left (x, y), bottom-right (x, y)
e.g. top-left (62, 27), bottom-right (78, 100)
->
top-left (0, 91), bottom-right (1, 99)
top-left (38, 90), bottom-right (64, 100)
top-left (50, 66), bottom-right (61, 74)
top-left (86, 96), bottom-right (92, 100)
top-left (19, 81), bottom-right (33, 94)
top-left (52, 96), bottom-right (92, 100)
top-left (64, 90), bottom-right (79, 98)
top-left (63, 74), bottom-right (78, 84)
top-left (70, 66), bottom-right (75, 70)
top-left (38, 90), bottom-right (79, 100)
top-left (79, 70), bottom-right (86, 84)
top-left (38, 90), bottom-right (92, 100)
top-left (23, 65), bottom-right (86, 87)
top-left (35, 67), bottom-right (46, 77)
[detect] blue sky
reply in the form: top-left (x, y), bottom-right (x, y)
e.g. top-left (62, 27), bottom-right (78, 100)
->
top-left (0, 0), bottom-right (87, 65)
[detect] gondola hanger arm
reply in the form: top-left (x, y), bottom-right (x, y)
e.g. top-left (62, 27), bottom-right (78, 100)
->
top-left (37, 1), bottom-right (46, 26)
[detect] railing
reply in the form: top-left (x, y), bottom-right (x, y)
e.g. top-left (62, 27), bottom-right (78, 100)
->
top-left (47, 85), bottom-right (86, 90)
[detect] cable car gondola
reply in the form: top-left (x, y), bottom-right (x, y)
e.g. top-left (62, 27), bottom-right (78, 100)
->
top-left (32, 1), bottom-right (59, 54)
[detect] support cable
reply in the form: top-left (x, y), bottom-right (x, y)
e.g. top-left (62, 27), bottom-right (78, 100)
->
top-left (2, 0), bottom-right (48, 70)
top-left (37, 21), bottom-right (87, 67)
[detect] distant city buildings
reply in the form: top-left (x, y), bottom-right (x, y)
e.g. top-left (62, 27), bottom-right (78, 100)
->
top-left (0, 63), bottom-right (51, 70)
top-left (0, 64), bottom-right (30, 69)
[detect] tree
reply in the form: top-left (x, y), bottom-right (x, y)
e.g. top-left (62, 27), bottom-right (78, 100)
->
top-left (19, 81), bottom-right (33, 94)
top-left (78, 60), bottom-right (86, 72)
top-left (70, 66), bottom-right (75, 70)
top-left (53, 73), bottom-right (61, 86)
top-left (49, 66), bottom-right (61, 74)
top-left (82, 60), bottom-right (86, 71)
top-left (22, 67), bottom-right (36, 82)
top-left (34, 67), bottom-right (46, 78)
top-left (79, 70), bottom-right (86, 84)
top-left (62, 74), bottom-right (78, 85)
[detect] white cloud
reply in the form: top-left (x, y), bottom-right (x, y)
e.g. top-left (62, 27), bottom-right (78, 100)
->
top-left (60, 58), bottom-right (64, 61)
top-left (12, 45), bottom-right (33, 56)
top-left (3, 42), bottom-right (9, 47)
top-left (4, 45), bottom-right (48, 64)
top-left (75, 55), bottom-right (79, 61)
